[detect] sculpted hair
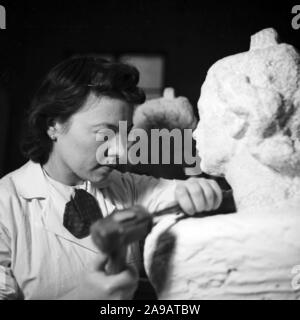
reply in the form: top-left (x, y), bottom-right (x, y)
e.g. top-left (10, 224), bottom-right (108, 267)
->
top-left (21, 55), bottom-right (146, 164)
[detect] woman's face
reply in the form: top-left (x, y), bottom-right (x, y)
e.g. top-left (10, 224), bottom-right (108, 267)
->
top-left (51, 93), bottom-right (133, 184)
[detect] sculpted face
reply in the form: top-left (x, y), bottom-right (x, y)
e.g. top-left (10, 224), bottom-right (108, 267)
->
top-left (193, 77), bottom-right (230, 177)
top-left (194, 28), bottom-right (300, 178)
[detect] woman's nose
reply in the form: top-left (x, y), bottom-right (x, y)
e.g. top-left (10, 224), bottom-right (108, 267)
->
top-left (107, 134), bottom-right (127, 161)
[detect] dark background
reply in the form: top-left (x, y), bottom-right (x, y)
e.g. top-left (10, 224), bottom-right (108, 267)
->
top-left (0, 0), bottom-right (299, 177)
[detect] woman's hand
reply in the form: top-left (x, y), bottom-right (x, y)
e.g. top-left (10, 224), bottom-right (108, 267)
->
top-left (175, 177), bottom-right (223, 215)
top-left (59, 254), bottom-right (138, 300)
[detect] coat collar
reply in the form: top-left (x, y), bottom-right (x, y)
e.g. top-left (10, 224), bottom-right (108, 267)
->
top-left (12, 161), bottom-right (101, 252)
top-left (13, 161), bottom-right (48, 199)
top-left (12, 160), bottom-right (111, 200)
top-left (11, 161), bottom-right (118, 253)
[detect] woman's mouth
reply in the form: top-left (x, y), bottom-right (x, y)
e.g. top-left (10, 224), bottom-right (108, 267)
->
top-left (94, 163), bottom-right (117, 171)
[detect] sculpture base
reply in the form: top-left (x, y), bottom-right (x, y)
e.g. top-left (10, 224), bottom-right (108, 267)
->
top-left (144, 206), bottom-right (300, 299)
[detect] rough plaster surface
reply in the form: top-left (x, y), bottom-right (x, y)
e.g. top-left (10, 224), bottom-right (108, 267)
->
top-left (144, 29), bottom-right (300, 299)
top-left (145, 207), bottom-right (300, 299)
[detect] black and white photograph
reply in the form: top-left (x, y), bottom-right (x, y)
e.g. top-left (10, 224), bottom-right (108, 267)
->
top-left (0, 0), bottom-right (300, 307)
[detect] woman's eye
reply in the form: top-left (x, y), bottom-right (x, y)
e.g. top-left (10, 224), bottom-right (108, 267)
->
top-left (96, 129), bottom-right (116, 142)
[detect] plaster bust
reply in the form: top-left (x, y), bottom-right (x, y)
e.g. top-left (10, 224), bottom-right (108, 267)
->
top-left (144, 28), bottom-right (300, 299)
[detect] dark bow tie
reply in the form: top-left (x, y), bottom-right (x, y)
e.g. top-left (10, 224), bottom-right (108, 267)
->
top-left (63, 189), bottom-right (103, 239)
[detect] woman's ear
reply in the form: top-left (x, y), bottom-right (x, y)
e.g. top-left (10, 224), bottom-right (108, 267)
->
top-left (47, 119), bottom-right (60, 141)
top-left (224, 109), bottom-right (249, 140)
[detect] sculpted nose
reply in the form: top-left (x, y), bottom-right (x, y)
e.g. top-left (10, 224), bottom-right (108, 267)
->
top-left (192, 123), bottom-right (201, 141)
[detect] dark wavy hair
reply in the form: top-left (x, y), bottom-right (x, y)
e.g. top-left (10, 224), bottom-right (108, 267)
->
top-left (21, 55), bottom-right (146, 165)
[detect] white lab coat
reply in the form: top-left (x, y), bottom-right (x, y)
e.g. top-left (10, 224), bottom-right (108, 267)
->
top-left (0, 161), bottom-right (177, 299)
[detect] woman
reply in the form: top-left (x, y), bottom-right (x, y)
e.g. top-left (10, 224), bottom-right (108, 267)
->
top-left (0, 55), bottom-right (222, 299)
